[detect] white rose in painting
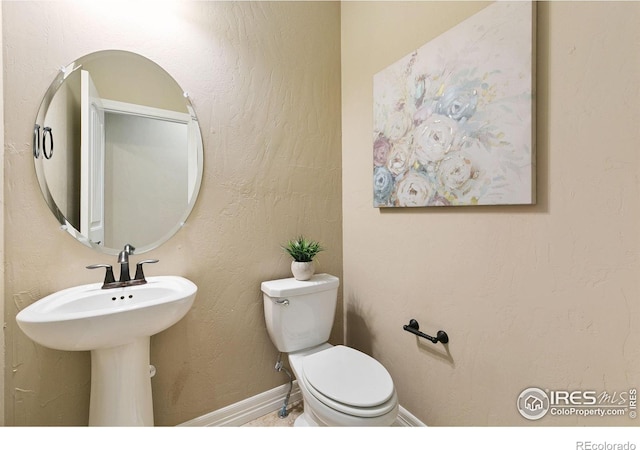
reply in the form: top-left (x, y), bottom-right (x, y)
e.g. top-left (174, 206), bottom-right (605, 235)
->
top-left (437, 153), bottom-right (476, 192)
top-left (383, 109), bottom-right (413, 142)
top-left (414, 115), bottom-right (462, 165)
top-left (395, 170), bottom-right (433, 207)
top-left (386, 139), bottom-right (414, 177)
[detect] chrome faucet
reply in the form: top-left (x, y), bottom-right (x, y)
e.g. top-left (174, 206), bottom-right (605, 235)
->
top-left (87, 244), bottom-right (159, 289)
top-left (118, 244), bottom-right (135, 283)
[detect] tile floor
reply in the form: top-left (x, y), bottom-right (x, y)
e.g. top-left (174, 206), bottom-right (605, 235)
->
top-left (242, 400), bottom-right (304, 427)
top-left (241, 400), bottom-right (405, 427)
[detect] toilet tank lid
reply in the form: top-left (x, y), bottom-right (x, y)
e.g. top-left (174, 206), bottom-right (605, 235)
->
top-left (261, 273), bottom-right (339, 297)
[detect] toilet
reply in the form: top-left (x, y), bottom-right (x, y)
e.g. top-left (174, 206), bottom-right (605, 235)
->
top-left (261, 273), bottom-right (399, 426)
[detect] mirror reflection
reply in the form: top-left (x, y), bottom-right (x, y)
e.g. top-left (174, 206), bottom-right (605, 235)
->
top-left (34, 50), bottom-right (203, 255)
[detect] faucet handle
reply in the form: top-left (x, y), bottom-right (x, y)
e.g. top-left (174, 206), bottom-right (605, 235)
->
top-left (86, 264), bottom-right (116, 287)
top-left (134, 259), bottom-right (159, 283)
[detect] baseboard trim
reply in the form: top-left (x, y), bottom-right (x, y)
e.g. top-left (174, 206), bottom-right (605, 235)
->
top-left (178, 381), bottom-right (303, 427)
top-left (178, 382), bottom-right (425, 427)
top-left (396, 405), bottom-right (427, 427)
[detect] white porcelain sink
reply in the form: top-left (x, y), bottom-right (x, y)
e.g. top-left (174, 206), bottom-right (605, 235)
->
top-left (17, 275), bottom-right (197, 351)
top-left (16, 275), bottom-right (197, 426)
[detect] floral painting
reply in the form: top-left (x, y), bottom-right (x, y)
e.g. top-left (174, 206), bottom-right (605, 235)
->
top-left (373, 1), bottom-right (535, 207)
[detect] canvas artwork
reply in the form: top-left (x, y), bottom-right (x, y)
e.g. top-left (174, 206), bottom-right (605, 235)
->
top-left (373, 1), bottom-right (535, 207)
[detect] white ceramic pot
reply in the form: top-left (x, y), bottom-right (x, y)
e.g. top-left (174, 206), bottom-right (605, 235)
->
top-left (291, 261), bottom-right (315, 281)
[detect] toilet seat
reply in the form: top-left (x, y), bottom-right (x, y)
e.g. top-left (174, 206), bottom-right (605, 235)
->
top-left (301, 345), bottom-right (396, 418)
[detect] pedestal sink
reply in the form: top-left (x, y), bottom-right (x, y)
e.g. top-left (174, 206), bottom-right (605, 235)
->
top-left (16, 275), bottom-right (197, 426)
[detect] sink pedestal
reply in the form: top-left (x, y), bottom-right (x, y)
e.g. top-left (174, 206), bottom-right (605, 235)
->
top-left (89, 337), bottom-right (154, 426)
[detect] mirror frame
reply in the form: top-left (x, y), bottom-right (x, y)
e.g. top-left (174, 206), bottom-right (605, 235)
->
top-left (33, 50), bottom-right (204, 255)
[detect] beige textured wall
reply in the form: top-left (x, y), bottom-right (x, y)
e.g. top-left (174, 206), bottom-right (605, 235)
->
top-left (342, 1), bottom-right (640, 426)
top-left (3, 1), bottom-right (342, 426)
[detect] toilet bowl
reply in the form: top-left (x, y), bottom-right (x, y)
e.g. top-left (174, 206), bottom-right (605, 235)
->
top-left (288, 343), bottom-right (399, 426)
top-left (261, 274), bottom-right (399, 426)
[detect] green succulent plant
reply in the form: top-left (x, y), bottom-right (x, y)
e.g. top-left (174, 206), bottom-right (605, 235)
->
top-left (282, 236), bottom-right (324, 262)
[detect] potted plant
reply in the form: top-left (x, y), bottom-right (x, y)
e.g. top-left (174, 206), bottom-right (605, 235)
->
top-left (282, 235), bottom-right (324, 281)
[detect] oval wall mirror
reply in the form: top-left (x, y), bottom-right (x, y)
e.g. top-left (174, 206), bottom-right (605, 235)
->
top-left (33, 50), bottom-right (204, 255)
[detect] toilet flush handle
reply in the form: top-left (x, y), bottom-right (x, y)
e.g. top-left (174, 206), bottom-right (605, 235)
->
top-left (276, 299), bottom-right (289, 306)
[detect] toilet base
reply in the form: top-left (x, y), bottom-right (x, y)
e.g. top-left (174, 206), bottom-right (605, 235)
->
top-left (294, 401), bottom-right (325, 427)
top-left (294, 411), bottom-right (320, 427)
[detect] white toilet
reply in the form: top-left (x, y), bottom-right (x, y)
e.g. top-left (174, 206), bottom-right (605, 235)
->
top-left (261, 273), bottom-right (399, 426)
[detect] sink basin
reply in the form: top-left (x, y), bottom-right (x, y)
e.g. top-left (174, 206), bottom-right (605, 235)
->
top-left (17, 275), bottom-right (197, 351)
top-left (16, 275), bottom-right (197, 426)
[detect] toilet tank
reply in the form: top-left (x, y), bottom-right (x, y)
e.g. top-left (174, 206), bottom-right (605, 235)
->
top-left (261, 274), bottom-right (339, 353)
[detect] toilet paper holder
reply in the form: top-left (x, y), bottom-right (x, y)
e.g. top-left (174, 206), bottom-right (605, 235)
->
top-left (403, 319), bottom-right (449, 344)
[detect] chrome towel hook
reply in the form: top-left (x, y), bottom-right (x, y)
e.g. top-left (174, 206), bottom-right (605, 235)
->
top-left (403, 319), bottom-right (449, 344)
top-left (33, 124), bottom-right (41, 158)
top-left (42, 126), bottom-right (54, 159)
top-left (33, 125), bottom-right (54, 159)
